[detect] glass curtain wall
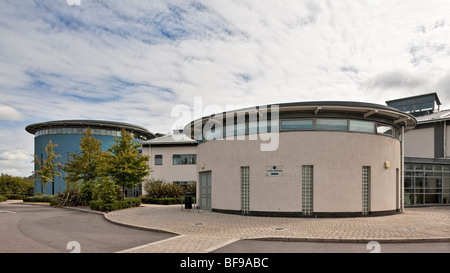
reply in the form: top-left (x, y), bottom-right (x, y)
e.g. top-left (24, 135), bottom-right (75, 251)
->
top-left (405, 164), bottom-right (450, 205)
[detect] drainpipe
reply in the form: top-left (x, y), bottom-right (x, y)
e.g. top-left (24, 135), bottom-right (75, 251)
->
top-left (401, 125), bottom-right (405, 213)
top-left (444, 120), bottom-right (447, 158)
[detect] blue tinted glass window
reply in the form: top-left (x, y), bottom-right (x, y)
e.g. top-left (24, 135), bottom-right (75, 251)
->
top-left (316, 119), bottom-right (347, 131)
top-left (349, 120), bottom-right (374, 133)
top-left (281, 119), bottom-right (314, 131)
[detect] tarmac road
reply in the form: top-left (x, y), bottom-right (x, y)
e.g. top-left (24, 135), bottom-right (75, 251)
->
top-left (0, 202), bottom-right (174, 253)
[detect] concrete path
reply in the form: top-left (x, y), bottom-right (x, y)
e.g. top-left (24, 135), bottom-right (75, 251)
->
top-left (105, 205), bottom-right (450, 253)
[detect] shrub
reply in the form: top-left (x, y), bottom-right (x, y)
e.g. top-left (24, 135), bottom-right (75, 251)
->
top-left (187, 182), bottom-right (197, 198)
top-left (5, 194), bottom-right (29, 200)
top-left (141, 197), bottom-right (196, 205)
top-left (144, 179), bottom-right (185, 198)
top-left (23, 195), bottom-right (55, 203)
top-left (94, 179), bottom-right (120, 204)
top-left (50, 186), bottom-right (86, 208)
top-left (89, 198), bottom-right (141, 212)
top-left (79, 181), bottom-right (96, 205)
top-left (0, 195), bottom-right (7, 202)
top-left (141, 197), bottom-right (182, 205)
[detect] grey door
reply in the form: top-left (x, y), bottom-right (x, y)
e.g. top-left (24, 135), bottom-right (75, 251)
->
top-left (199, 171), bottom-right (212, 210)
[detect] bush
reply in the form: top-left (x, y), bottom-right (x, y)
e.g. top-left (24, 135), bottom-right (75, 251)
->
top-left (141, 197), bottom-right (183, 205)
top-left (141, 197), bottom-right (196, 205)
top-left (94, 179), bottom-right (120, 204)
top-left (143, 179), bottom-right (186, 198)
top-left (89, 198), bottom-right (141, 212)
top-left (23, 195), bottom-right (55, 203)
top-left (5, 194), bottom-right (29, 200)
top-left (50, 186), bottom-right (86, 208)
top-left (0, 195), bottom-right (7, 202)
top-left (79, 181), bottom-right (96, 205)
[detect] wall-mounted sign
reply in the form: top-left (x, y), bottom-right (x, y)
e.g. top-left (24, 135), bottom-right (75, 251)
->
top-left (266, 165), bottom-right (283, 176)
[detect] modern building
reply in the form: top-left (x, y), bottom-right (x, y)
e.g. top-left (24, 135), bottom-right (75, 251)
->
top-left (25, 120), bottom-right (155, 195)
top-left (184, 101), bottom-right (416, 217)
top-left (25, 93), bottom-right (449, 213)
top-left (387, 93), bottom-right (450, 206)
top-left (141, 130), bottom-right (198, 193)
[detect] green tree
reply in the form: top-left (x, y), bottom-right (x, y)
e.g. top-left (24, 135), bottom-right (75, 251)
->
top-left (34, 140), bottom-right (62, 194)
top-left (0, 174), bottom-right (33, 196)
top-left (63, 128), bottom-right (109, 203)
top-left (94, 178), bottom-right (120, 203)
top-left (107, 129), bottom-right (150, 200)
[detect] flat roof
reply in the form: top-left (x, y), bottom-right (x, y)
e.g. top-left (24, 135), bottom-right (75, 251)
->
top-left (25, 119), bottom-right (156, 139)
top-left (184, 101), bottom-right (417, 132)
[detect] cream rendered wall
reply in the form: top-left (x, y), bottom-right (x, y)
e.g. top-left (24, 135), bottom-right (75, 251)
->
top-left (404, 127), bottom-right (434, 158)
top-left (197, 131), bottom-right (400, 214)
top-left (142, 145), bottom-right (197, 195)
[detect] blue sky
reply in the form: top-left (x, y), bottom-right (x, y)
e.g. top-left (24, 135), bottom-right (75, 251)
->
top-left (1, 0), bottom-right (450, 177)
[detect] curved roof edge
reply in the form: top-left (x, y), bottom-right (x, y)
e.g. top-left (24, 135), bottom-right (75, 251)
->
top-left (25, 119), bottom-right (156, 139)
top-left (184, 101), bottom-right (417, 132)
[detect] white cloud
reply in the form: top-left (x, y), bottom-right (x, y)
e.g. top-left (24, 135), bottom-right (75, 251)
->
top-left (0, 105), bottom-right (22, 121)
top-left (1, 0), bottom-right (450, 176)
top-left (0, 150), bottom-right (33, 177)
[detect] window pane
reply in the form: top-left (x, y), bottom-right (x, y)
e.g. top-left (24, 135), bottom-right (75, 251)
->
top-left (376, 124), bottom-right (393, 136)
top-left (155, 155), bottom-right (162, 165)
top-left (248, 121), bottom-right (258, 134)
top-left (204, 128), bottom-right (223, 140)
top-left (316, 119), bottom-right (347, 131)
top-left (405, 177), bottom-right (413, 188)
top-left (173, 154), bottom-right (196, 165)
top-left (443, 194), bottom-right (450, 204)
top-left (281, 119), bottom-right (314, 131)
top-left (236, 122), bottom-right (246, 135)
top-left (415, 178), bottom-right (424, 188)
top-left (425, 194), bottom-right (441, 204)
top-left (349, 120), bottom-right (374, 133)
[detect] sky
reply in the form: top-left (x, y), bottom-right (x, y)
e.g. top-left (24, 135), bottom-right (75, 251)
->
top-left (1, 0), bottom-right (450, 177)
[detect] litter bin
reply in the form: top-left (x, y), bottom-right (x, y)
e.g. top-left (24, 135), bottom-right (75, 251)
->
top-left (184, 192), bottom-right (192, 209)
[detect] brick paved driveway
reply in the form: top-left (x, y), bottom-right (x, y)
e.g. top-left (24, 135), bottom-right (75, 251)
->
top-left (106, 205), bottom-right (450, 253)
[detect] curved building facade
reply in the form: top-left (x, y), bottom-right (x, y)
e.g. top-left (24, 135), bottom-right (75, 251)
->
top-left (26, 120), bottom-right (155, 195)
top-left (185, 101), bottom-right (416, 217)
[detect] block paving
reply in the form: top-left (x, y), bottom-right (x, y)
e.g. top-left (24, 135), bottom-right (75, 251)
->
top-left (106, 204), bottom-right (450, 253)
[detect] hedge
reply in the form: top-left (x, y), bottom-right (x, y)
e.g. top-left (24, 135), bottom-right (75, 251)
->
top-left (5, 194), bottom-right (30, 200)
top-left (89, 198), bottom-right (141, 212)
top-left (141, 197), bottom-right (196, 205)
top-left (0, 195), bottom-right (7, 202)
top-left (23, 195), bottom-right (56, 203)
